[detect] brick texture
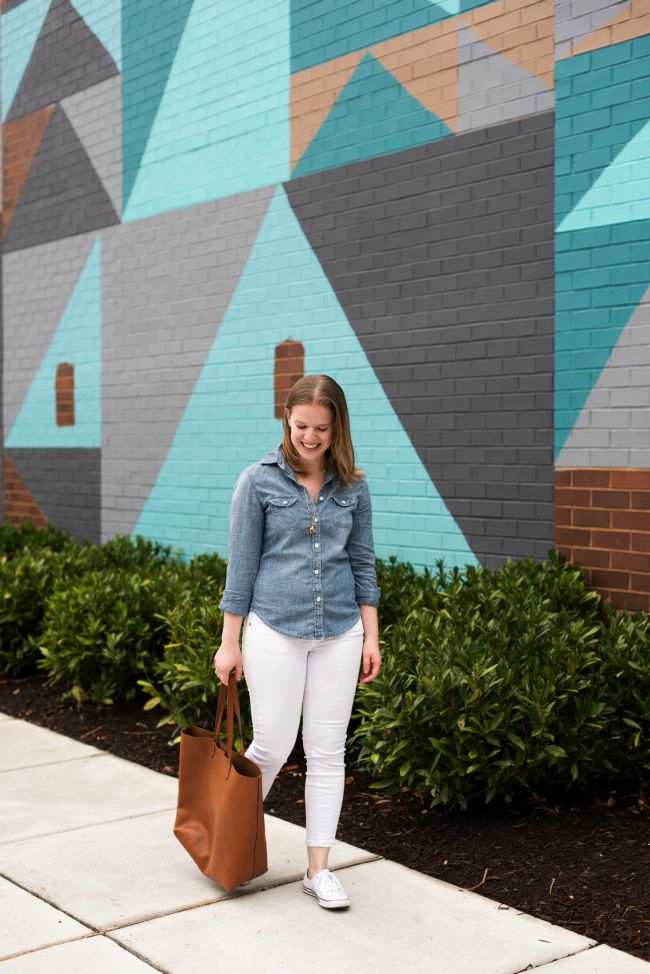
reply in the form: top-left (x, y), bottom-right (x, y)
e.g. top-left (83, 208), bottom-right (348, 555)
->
top-left (555, 468), bottom-right (650, 612)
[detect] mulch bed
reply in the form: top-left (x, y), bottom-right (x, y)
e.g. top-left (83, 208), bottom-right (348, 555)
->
top-left (1, 673), bottom-right (648, 962)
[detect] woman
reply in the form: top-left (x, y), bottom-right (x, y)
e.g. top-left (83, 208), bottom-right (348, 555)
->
top-left (214, 374), bottom-right (382, 910)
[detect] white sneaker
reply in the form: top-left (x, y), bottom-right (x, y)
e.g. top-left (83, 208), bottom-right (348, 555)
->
top-left (302, 868), bottom-right (350, 909)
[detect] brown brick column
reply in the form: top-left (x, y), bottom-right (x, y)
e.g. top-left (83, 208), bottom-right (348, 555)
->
top-left (274, 340), bottom-right (304, 419)
top-left (555, 469), bottom-right (650, 612)
top-left (56, 363), bottom-right (75, 426)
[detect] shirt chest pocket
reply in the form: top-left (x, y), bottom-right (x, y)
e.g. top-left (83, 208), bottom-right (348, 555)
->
top-left (267, 494), bottom-right (302, 530)
top-left (331, 493), bottom-right (356, 529)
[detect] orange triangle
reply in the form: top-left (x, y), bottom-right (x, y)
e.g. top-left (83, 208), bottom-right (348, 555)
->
top-left (3, 105), bottom-right (54, 235)
top-left (291, 50), bottom-right (364, 172)
top-left (461, 0), bottom-right (554, 91)
top-left (560, 0), bottom-right (650, 60)
top-left (371, 18), bottom-right (460, 133)
top-left (3, 452), bottom-right (48, 529)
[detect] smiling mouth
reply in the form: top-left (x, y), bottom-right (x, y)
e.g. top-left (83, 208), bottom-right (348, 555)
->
top-left (302, 442), bottom-right (320, 449)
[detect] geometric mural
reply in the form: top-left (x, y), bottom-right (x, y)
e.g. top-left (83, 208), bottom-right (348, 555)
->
top-left (556, 285), bottom-right (650, 468)
top-left (4, 0), bottom-right (118, 122)
top-left (4, 104), bottom-right (119, 251)
top-left (5, 236), bottom-right (101, 448)
top-left (101, 187), bottom-right (277, 541)
top-left (133, 186), bottom-right (479, 568)
top-left (1, 0), bottom-right (51, 123)
top-left (292, 52), bottom-right (453, 178)
top-left (287, 112), bottom-right (555, 565)
top-left (1, 0), bottom-right (649, 607)
top-left (121, 0), bottom-right (290, 222)
top-left (554, 32), bottom-right (650, 458)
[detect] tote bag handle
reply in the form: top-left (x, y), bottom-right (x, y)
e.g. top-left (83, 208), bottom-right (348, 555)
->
top-left (212, 672), bottom-right (244, 777)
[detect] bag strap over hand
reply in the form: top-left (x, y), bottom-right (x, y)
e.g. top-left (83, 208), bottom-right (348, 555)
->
top-left (213, 673), bottom-right (245, 776)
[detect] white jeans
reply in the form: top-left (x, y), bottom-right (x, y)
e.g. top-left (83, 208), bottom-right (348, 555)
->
top-left (241, 609), bottom-right (364, 848)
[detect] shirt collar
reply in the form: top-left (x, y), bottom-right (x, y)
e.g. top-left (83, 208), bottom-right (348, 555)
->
top-left (260, 444), bottom-right (335, 487)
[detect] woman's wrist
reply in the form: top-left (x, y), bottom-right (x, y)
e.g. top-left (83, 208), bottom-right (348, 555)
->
top-left (221, 611), bottom-right (244, 646)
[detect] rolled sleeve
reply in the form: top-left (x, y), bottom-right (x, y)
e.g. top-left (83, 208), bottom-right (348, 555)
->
top-left (218, 469), bottom-right (264, 616)
top-left (346, 478), bottom-right (381, 607)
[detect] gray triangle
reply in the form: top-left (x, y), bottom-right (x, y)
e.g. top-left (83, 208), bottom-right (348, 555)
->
top-left (556, 0), bottom-right (631, 59)
top-left (61, 75), bottom-right (122, 220)
top-left (556, 285), bottom-right (650, 468)
top-left (3, 232), bottom-right (96, 434)
top-left (4, 103), bottom-right (119, 253)
top-left (458, 22), bottom-right (553, 132)
top-left (6, 0), bottom-right (118, 122)
top-left (286, 121), bottom-right (555, 568)
top-left (100, 186), bottom-right (276, 542)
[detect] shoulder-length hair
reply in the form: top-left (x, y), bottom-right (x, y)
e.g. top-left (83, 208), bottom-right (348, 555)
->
top-left (280, 375), bottom-right (364, 487)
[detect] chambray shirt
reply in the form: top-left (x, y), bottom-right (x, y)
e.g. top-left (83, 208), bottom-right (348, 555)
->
top-left (218, 444), bottom-right (381, 639)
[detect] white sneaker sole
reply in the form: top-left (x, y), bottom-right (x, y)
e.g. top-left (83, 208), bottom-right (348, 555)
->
top-left (302, 883), bottom-right (350, 909)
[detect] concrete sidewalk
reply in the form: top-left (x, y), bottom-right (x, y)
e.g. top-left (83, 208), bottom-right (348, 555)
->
top-left (1, 711), bottom-right (648, 974)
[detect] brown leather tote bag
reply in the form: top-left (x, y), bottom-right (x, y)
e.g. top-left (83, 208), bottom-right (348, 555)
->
top-left (173, 673), bottom-right (268, 891)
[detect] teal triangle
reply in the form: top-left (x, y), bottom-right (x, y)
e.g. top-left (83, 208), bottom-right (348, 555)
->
top-left (134, 187), bottom-right (477, 571)
top-left (429, 0), bottom-right (460, 12)
top-left (557, 119), bottom-right (650, 232)
top-left (555, 37), bottom-right (650, 230)
top-left (292, 52), bottom-right (452, 178)
top-left (290, 0), bottom-right (491, 72)
top-left (121, 0), bottom-right (195, 211)
top-left (5, 236), bottom-right (102, 448)
top-left (554, 218), bottom-right (650, 457)
top-left (1, 0), bottom-right (50, 121)
top-left (122, 0), bottom-right (289, 222)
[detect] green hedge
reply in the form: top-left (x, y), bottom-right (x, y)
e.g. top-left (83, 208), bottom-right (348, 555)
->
top-left (351, 551), bottom-right (649, 809)
top-left (0, 522), bottom-right (648, 809)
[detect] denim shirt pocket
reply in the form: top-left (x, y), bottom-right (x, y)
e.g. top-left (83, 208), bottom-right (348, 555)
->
top-left (331, 492), bottom-right (357, 537)
top-left (267, 494), bottom-right (301, 531)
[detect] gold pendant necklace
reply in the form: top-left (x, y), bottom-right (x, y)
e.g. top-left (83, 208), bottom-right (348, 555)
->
top-left (301, 467), bottom-right (325, 535)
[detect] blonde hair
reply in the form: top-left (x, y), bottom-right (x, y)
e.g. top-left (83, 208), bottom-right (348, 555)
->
top-left (281, 375), bottom-right (363, 486)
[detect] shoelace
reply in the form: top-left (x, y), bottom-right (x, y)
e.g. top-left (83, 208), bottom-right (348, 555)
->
top-left (312, 869), bottom-right (345, 896)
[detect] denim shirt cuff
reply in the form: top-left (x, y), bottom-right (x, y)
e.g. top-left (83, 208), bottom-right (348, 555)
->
top-left (356, 586), bottom-right (381, 607)
top-left (218, 591), bottom-right (252, 615)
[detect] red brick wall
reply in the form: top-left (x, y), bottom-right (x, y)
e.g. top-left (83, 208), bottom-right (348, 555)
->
top-left (555, 469), bottom-right (650, 613)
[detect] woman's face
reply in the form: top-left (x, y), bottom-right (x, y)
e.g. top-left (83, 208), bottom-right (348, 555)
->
top-left (286, 402), bottom-right (334, 469)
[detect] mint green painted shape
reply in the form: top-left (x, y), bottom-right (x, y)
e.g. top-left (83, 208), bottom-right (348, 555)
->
top-left (1, 0), bottom-right (50, 121)
top-left (122, 0), bottom-right (290, 223)
top-left (5, 237), bottom-right (102, 448)
top-left (135, 187), bottom-right (477, 571)
top-left (71, 0), bottom-right (121, 70)
top-left (557, 119), bottom-right (650, 232)
top-left (429, 0), bottom-right (460, 14)
top-left (293, 52), bottom-right (452, 178)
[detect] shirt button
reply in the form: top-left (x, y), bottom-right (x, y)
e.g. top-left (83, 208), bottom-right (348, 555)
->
top-left (314, 517), bottom-right (318, 522)
top-left (283, 500), bottom-right (287, 504)
top-left (342, 500), bottom-right (347, 504)
top-left (316, 597), bottom-right (321, 602)
top-left (314, 569), bottom-right (319, 574)
top-left (319, 496), bottom-right (323, 500)
top-left (314, 542), bottom-right (319, 548)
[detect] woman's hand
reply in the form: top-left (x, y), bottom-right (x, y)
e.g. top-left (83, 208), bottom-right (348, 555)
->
top-left (359, 637), bottom-right (381, 683)
top-left (213, 641), bottom-right (243, 685)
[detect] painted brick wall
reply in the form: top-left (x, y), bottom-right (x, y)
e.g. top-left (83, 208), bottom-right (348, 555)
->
top-left (554, 1), bottom-right (650, 610)
top-left (1, 0), bottom-right (649, 610)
